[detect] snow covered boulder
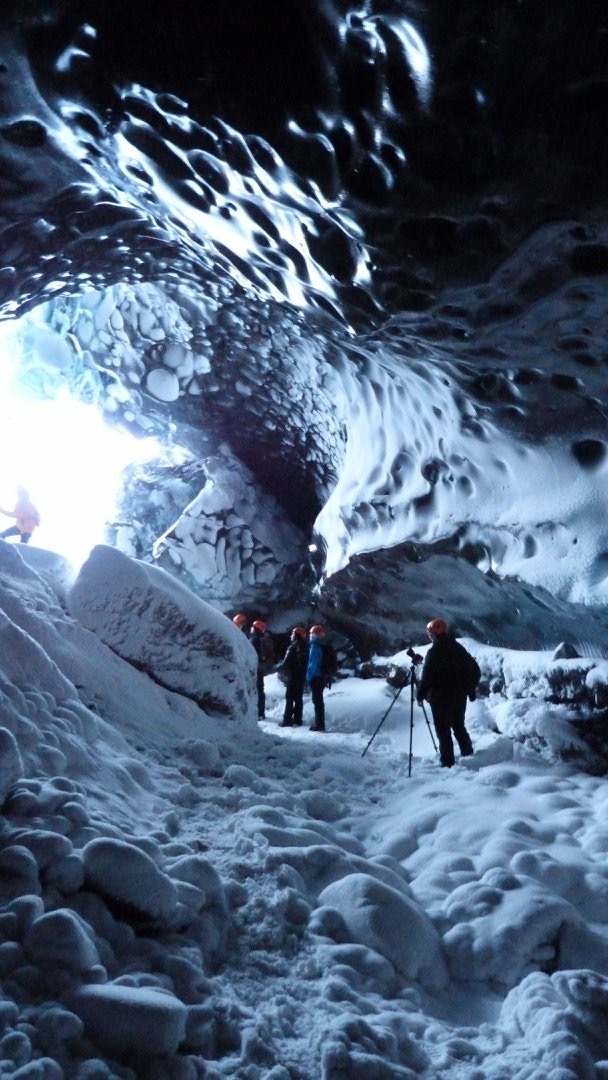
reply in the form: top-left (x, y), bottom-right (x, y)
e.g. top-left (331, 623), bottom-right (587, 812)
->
top-left (499, 971), bottom-right (603, 1080)
top-left (69, 545), bottom-right (257, 720)
top-left (318, 872), bottom-right (448, 991)
top-left (0, 844), bottom-right (40, 901)
top-left (167, 855), bottom-right (227, 912)
top-left (67, 982), bottom-right (187, 1057)
top-left (167, 854), bottom-right (229, 966)
top-left (24, 909), bottom-right (100, 973)
top-left (178, 737), bottom-right (223, 775)
top-left (82, 837), bottom-right (178, 926)
top-left (15, 546), bottom-right (77, 606)
top-left (0, 728), bottom-right (23, 805)
top-left (441, 870), bottom-right (608, 989)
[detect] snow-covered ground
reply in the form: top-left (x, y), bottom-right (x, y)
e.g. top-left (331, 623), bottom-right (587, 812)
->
top-left (0, 539), bottom-right (607, 1079)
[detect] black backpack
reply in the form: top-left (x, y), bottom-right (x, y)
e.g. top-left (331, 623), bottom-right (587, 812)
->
top-left (321, 641), bottom-right (338, 679)
top-left (260, 633), bottom-right (275, 675)
top-left (463, 648), bottom-right (481, 696)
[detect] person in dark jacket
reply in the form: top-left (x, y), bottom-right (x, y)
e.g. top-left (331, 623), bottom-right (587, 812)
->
top-left (232, 613), bottom-right (249, 634)
top-left (277, 626), bottom-right (308, 727)
top-left (306, 624), bottom-right (328, 732)
top-left (417, 618), bottom-right (479, 768)
top-left (249, 619), bottom-right (273, 720)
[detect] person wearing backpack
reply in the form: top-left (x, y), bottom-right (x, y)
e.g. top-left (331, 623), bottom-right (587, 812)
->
top-left (416, 617), bottom-right (480, 768)
top-left (249, 619), bottom-right (274, 720)
top-left (277, 626), bottom-right (308, 727)
top-left (306, 624), bottom-right (334, 732)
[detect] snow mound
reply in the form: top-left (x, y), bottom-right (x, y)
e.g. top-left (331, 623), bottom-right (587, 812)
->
top-left (69, 544), bottom-right (257, 718)
top-left (318, 871), bottom-right (449, 991)
top-left (68, 982), bottom-right (187, 1057)
top-left (82, 838), bottom-right (179, 924)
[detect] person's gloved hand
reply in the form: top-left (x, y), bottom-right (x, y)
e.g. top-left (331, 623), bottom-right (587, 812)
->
top-left (325, 679), bottom-right (333, 689)
top-left (468, 692), bottom-right (477, 702)
top-left (417, 696), bottom-right (424, 706)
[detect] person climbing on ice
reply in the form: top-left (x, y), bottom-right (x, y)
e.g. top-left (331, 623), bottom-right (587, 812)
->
top-left (0, 486), bottom-right (41, 545)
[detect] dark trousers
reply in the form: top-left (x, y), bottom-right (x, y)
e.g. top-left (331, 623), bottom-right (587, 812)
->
top-left (310, 676), bottom-right (326, 731)
top-left (283, 679), bottom-right (305, 726)
top-left (256, 668), bottom-right (265, 719)
top-left (0, 526), bottom-right (31, 544)
top-left (430, 698), bottom-right (473, 767)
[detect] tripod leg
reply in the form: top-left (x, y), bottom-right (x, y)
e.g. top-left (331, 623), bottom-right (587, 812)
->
top-left (408, 675), bottom-right (415, 777)
top-left (421, 702), bottom-right (438, 753)
top-left (361, 684), bottom-right (404, 758)
top-left (411, 669), bottom-right (439, 755)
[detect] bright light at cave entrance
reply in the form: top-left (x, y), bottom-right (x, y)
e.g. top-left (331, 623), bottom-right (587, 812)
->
top-left (0, 388), bottom-right (160, 570)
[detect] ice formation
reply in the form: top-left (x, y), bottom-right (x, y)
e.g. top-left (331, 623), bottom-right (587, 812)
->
top-left (0, 5), bottom-right (607, 1076)
top-left (0, 2), bottom-right (606, 646)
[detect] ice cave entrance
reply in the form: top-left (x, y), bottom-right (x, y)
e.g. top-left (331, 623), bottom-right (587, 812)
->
top-left (0, 317), bottom-right (160, 571)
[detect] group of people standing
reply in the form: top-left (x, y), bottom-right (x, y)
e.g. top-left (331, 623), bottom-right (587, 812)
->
top-left (1, 486), bottom-right (478, 765)
top-left (279, 623), bottom-right (337, 732)
top-left (231, 614), bottom-right (337, 733)
top-left (232, 611), bottom-right (480, 767)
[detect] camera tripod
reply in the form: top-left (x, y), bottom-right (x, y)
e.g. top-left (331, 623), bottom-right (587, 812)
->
top-left (361, 659), bottom-right (438, 776)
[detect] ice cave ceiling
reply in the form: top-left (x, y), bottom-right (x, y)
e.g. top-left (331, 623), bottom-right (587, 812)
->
top-left (2, 0), bottom-right (608, 653)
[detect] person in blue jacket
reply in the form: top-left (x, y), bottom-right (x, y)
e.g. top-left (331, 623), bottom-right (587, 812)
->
top-left (306, 624), bottom-right (328, 732)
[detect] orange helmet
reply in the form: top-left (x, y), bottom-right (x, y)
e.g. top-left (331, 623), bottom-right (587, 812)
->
top-left (427, 618), bottom-right (448, 636)
top-left (251, 619), bottom-right (266, 633)
top-left (309, 624), bottom-right (325, 636)
top-left (292, 626), bottom-right (306, 639)
top-left (232, 613), bottom-right (247, 628)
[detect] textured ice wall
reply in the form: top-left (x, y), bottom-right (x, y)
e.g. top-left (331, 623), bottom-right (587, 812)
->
top-left (1, 3), bottom-right (608, 623)
top-left (315, 326), bottom-right (608, 604)
top-left (11, 227), bottom-right (608, 611)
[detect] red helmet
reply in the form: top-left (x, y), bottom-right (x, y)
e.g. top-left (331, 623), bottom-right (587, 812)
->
top-left (232, 613), bottom-right (247, 628)
top-left (252, 619), bottom-right (266, 633)
top-left (309, 624), bottom-right (325, 636)
top-left (427, 618), bottom-right (448, 636)
top-left (292, 626), bottom-right (306, 639)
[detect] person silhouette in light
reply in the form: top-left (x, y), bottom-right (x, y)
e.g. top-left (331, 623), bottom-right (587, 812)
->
top-left (0, 486), bottom-right (41, 544)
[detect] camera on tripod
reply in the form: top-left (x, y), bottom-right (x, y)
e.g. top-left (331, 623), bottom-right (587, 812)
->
top-left (385, 646), bottom-right (423, 689)
top-left (364, 643), bottom-right (438, 769)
